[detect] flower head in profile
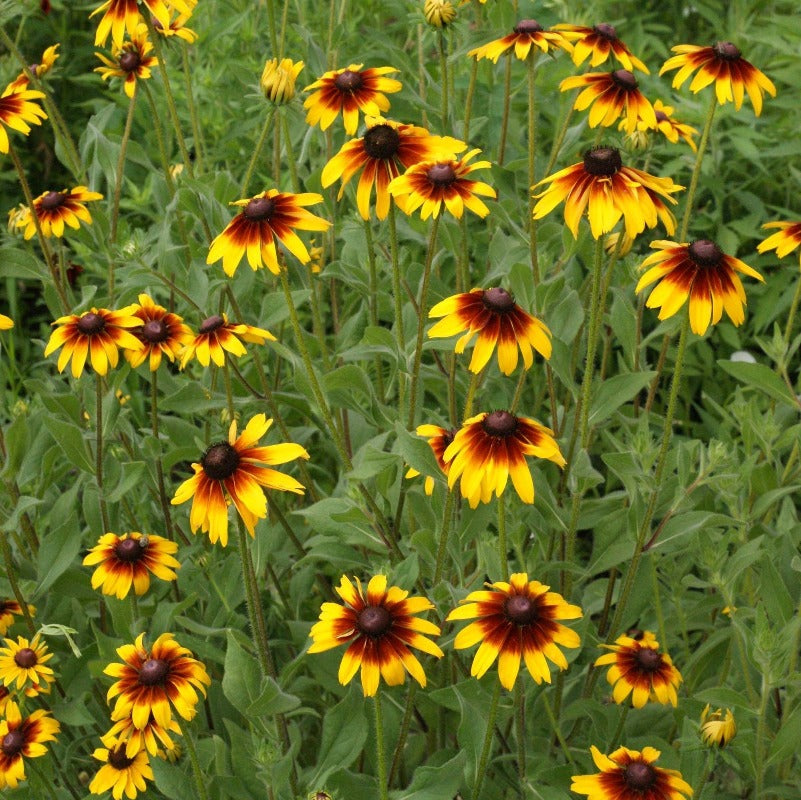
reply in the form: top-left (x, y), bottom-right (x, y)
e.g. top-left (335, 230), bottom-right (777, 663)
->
top-left (89, 737), bottom-right (153, 799)
top-left (322, 115), bottom-right (466, 219)
top-left (308, 575), bottom-right (443, 697)
top-left (207, 189), bottom-right (330, 276)
top-left (0, 83), bottom-right (47, 154)
top-left (95, 24), bottom-right (157, 98)
top-left (533, 146), bottom-right (682, 239)
top-left (44, 306), bottom-right (143, 378)
top-left (469, 19), bottom-right (572, 63)
top-left (16, 186), bottom-right (103, 239)
top-left (8, 44), bottom-right (60, 91)
top-left (700, 704), bottom-right (736, 747)
top-left (553, 23), bottom-right (648, 73)
top-left (429, 288), bottom-right (551, 375)
top-left (179, 313), bottom-right (275, 368)
top-left (595, 630), bottom-right (682, 708)
top-left (0, 314), bottom-right (12, 330)
top-left (83, 532), bottom-right (180, 599)
top-left (0, 602), bottom-right (34, 635)
top-left (388, 149), bottom-right (496, 220)
top-left (571, 745), bottom-right (692, 800)
top-left (758, 221), bottom-right (801, 266)
top-left (303, 63), bottom-right (402, 135)
top-left (444, 411), bottom-right (565, 508)
top-left (90, 0), bottom-right (192, 47)
top-left (660, 41), bottom-right (776, 115)
top-left (424, 0), bottom-right (456, 28)
top-left (0, 702), bottom-right (60, 789)
top-left (261, 58), bottom-right (304, 104)
top-left (125, 294), bottom-right (194, 371)
top-left (405, 424), bottom-right (456, 495)
top-left (0, 634), bottom-right (55, 695)
top-left (635, 239), bottom-right (764, 335)
top-left (626, 99), bottom-right (698, 151)
top-left (103, 710), bottom-right (181, 758)
top-left (152, 6), bottom-right (197, 43)
top-left (446, 573), bottom-right (581, 689)
top-left (171, 414), bottom-right (309, 547)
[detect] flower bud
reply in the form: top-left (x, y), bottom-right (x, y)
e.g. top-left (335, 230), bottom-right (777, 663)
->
top-left (424, 0), bottom-right (456, 28)
top-left (260, 57), bottom-right (304, 104)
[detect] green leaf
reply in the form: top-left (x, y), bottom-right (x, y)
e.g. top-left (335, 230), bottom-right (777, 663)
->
top-left (588, 372), bottom-right (656, 425)
top-left (42, 416), bottom-right (95, 474)
top-left (310, 686), bottom-right (368, 786)
top-left (395, 751), bottom-right (467, 800)
top-left (718, 360), bottom-right (798, 406)
top-left (247, 676), bottom-right (301, 717)
top-left (222, 631), bottom-right (263, 715)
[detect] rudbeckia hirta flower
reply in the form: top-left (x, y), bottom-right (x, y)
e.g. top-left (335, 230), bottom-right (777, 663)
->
top-left (0, 703), bottom-right (60, 789)
top-left (95, 24), bottom-right (157, 98)
top-left (261, 58), bottom-right (304, 104)
top-left (308, 574), bottom-right (443, 697)
top-left (428, 287), bottom-right (552, 375)
top-left (83, 532), bottom-right (180, 599)
top-left (105, 633), bottom-right (210, 730)
top-left (0, 83), bottom-right (47, 154)
top-left (468, 19), bottom-right (572, 63)
top-left (647, 99), bottom-right (698, 150)
top-left (560, 70), bottom-right (656, 133)
top-left (0, 601), bottom-right (34, 635)
top-left (171, 414), bottom-right (309, 547)
top-left (446, 573), bottom-right (582, 689)
top-left (8, 44), bottom-right (60, 91)
top-left (89, 738), bottom-right (153, 799)
top-left (699, 704), bottom-right (736, 747)
top-left (207, 189), bottom-right (330, 276)
top-left (571, 745), bottom-right (692, 800)
top-left (303, 63), bottom-right (402, 135)
top-left (16, 186), bottom-right (103, 239)
top-left (44, 306), bottom-right (143, 378)
top-left (758, 221), bottom-right (801, 264)
top-left (152, 7), bottom-right (197, 43)
top-left (660, 41), bottom-right (776, 115)
top-left (533, 146), bottom-right (682, 239)
top-left (635, 239), bottom-right (764, 335)
top-left (405, 424), bottom-right (456, 495)
top-left (104, 710), bottom-right (181, 758)
top-left (388, 149), bottom-right (496, 220)
top-left (443, 411), bottom-right (565, 508)
top-left (553, 23), bottom-right (649, 73)
top-left (322, 116), bottom-right (465, 220)
top-left (594, 631), bottom-right (682, 708)
top-left (0, 634), bottom-right (55, 694)
top-left (90, 0), bottom-right (191, 47)
top-left (125, 294), bottom-right (193, 371)
top-left (179, 313), bottom-right (274, 368)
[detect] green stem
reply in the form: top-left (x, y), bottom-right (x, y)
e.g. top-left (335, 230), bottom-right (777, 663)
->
top-left (754, 676), bottom-right (770, 798)
top-left (545, 98), bottom-right (576, 176)
top-left (498, 493), bottom-right (508, 580)
top-left (96, 374), bottom-right (110, 532)
top-left (784, 275), bottom-right (801, 346)
top-left (375, 692), bottom-right (389, 800)
top-left (527, 52), bottom-right (540, 285)
top-left (150, 372), bottom-right (179, 542)
top-left (497, 56), bottom-right (512, 166)
top-left (474, 683), bottom-right (501, 798)
top-left (695, 751), bottom-right (715, 800)
top-left (388, 206), bottom-right (406, 410)
top-left (388, 684), bottom-right (417, 786)
top-left (463, 370), bottom-right (481, 420)
top-left (541, 691), bottom-right (575, 766)
top-left (110, 90), bottom-right (137, 253)
top-left (609, 705), bottom-right (629, 750)
top-left (679, 94), bottom-right (717, 242)
top-left (183, 725), bottom-right (210, 800)
top-left (364, 218), bottom-right (385, 400)
top-left (241, 107), bottom-right (276, 196)
top-left (438, 32), bottom-right (448, 129)
top-left (280, 110), bottom-right (300, 192)
top-left (463, 59), bottom-right (478, 142)
top-left (432, 489), bottom-right (456, 584)
top-left (0, 532), bottom-right (36, 635)
top-left (181, 41), bottom-right (205, 174)
top-left (514, 680), bottom-right (526, 790)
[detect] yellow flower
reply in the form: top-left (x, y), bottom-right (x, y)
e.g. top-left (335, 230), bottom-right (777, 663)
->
top-left (423, 0), bottom-right (456, 28)
top-left (0, 83), bottom-right (47, 154)
top-left (699, 704), bottom-right (736, 747)
top-left (16, 186), bottom-right (103, 239)
top-left (261, 58), bottom-right (304, 104)
top-left (0, 634), bottom-right (55, 695)
top-left (95, 23), bottom-right (158, 99)
top-left (89, 738), bottom-right (154, 799)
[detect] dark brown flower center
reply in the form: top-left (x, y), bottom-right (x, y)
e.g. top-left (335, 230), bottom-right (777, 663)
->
top-left (624, 762), bottom-right (656, 790)
top-left (357, 605), bottom-right (391, 637)
top-left (505, 595), bottom-right (539, 625)
top-left (713, 41), bottom-right (741, 60)
top-left (30, 63), bottom-right (40, 74)
top-left (688, 239), bottom-right (723, 267)
top-left (141, 319), bottom-right (169, 343)
top-left (1, 730), bottom-right (25, 757)
top-left (655, 110), bottom-right (668, 123)
top-left (635, 647), bottom-right (663, 672)
top-left (243, 197), bottom-right (275, 221)
top-left (611, 69), bottom-right (637, 90)
top-left (76, 312), bottom-right (106, 335)
top-left (482, 287), bottom-right (516, 313)
top-left (118, 51), bottom-right (141, 73)
top-left (514, 19), bottom-right (543, 34)
top-left (201, 442), bottom-right (240, 480)
top-left (40, 190), bottom-right (66, 210)
top-left (426, 163), bottom-right (456, 186)
top-left (115, 537), bottom-right (145, 563)
top-left (593, 23), bottom-right (618, 40)
top-left (199, 314), bottom-right (225, 334)
top-left (334, 69), bottom-right (363, 92)
top-left (363, 124), bottom-right (401, 160)
top-left (14, 647), bottom-right (37, 668)
top-left (138, 658), bottom-right (170, 686)
top-left (583, 146), bottom-right (622, 177)
top-left (108, 746), bottom-right (135, 770)
top-left (482, 410), bottom-right (518, 437)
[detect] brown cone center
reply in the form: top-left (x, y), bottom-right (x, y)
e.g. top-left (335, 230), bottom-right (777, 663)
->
top-left (624, 762), bottom-right (656, 790)
top-left (482, 287), bottom-right (515, 313)
top-left (335, 69), bottom-right (363, 92)
top-left (583, 146), bottom-right (622, 177)
top-left (655, 110), bottom-right (668, 123)
top-left (505, 595), bottom-right (539, 625)
top-left (119, 51), bottom-right (141, 73)
top-left (1, 730), bottom-right (25, 757)
top-left (141, 319), bottom-right (169, 343)
top-left (115, 537), bottom-right (145, 563)
top-left (688, 239), bottom-right (723, 267)
top-left (108, 746), bottom-right (135, 769)
top-left (593, 23), bottom-right (617, 39)
top-left (199, 314), bottom-right (225, 334)
top-left (357, 605), bottom-right (391, 637)
top-left (139, 658), bottom-right (169, 686)
top-left (482, 411), bottom-right (518, 437)
top-left (635, 647), bottom-right (663, 672)
top-left (14, 647), bottom-right (37, 668)
top-left (713, 41), bottom-right (741, 60)
top-left (40, 190), bottom-right (66, 210)
top-left (202, 442), bottom-right (240, 480)
top-left (76, 312), bottom-right (106, 335)
top-left (426, 163), bottom-right (456, 186)
top-left (363, 124), bottom-right (401, 160)
top-left (243, 197), bottom-right (275, 221)
top-left (611, 69), bottom-right (637, 90)
top-left (514, 19), bottom-right (543, 34)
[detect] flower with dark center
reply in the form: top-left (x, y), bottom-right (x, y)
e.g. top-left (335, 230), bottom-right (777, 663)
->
top-left (571, 745), bottom-right (692, 800)
top-left (1, 731), bottom-right (24, 756)
top-left (0, 634), bottom-right (55, 696)
top-left (595, 630), bottom-right (682, 707)
top-left (90, 0), bottom-right (190, 47)
top-left (515, 19), bottom-right (542, 34)
top-left (179, 313), bottom-right (274, 369)
top-left (553, 23), bottom-right (649, 72)
top-left (469, 20), bottom-right (572, 62)
top-left (118, 50), bottom-right (140, 72)
top-left (0, 703), bottom-right (60, 789)
top-left (40, 191), bottom-right (65, 210)
top-left (483, 287), bottom-right (515, 312)
top-left (0, 601), bottom-right (35, 637)
top-left (758, 219), bottom-right (801, 264)
top-left (636, 239), bottom-right (764, 335)
top-left (172, 413), bottom-right (309, 546)
top-left (447, 572), bottom-right (582, 689)
top-left (107, 747), bottom-right (134, 770)
top-left (322, 115), bottom-right (465, 219)
top-left (443, 410), bottom-right (565, 508)
top-left (84, 531), bottom-right (179, 599)
top-left (427, 163), bottom-right (456, 186)
top-left (76, 312), bottom-right (105, 335)
top-left (304, 63), bottom-right (401, 135)
top-left (138, 659), bottom-right (169, 686)
top-left (95, 23), bottom-right (158, 99)
top-left (126, 294), bottom-right (193, 371)
top-left (89, 735), bottom-right (154, 797)
top-left (7, 44), bottom-right (60, 93)
top-left (141, 320), bottom-right (168, 342)
top-left (0, 81), bottom-right (47, 155)
top-left (594, 23), bottom-right (617, 39)
top-left (16, 185), bottom-right (102, 239)
top-left (661, 40), bottom-right (775, 115)
top-left (635, 99), bottom-right (698, 151)
top-left (405, 424), bottom-right (458, 495)
top-left (207, 188), bottom-right (330, 276)
top-left (199, 315), bottom-right (224, 334)
top-left (584, 147), bottom-right (622, 176)
top-left (309, 575), bottom-right (442, 697)
top-left (13, 649), bottom-right (36, 669)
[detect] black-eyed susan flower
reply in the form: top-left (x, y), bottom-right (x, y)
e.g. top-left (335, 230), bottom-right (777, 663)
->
top-left (206, 189), bottom-right (330, 276)
top-left (0, 602), bottom-right (34, 635)
top-left (0, 634), bottom-right (55, 694)
top-left (321, 115), bottom-right (466, 220)
top-left (594, 631), bottom-right (682, 708)
top-left (635, 239), bottom-right (764, 335)
top-left (44, 306), bottom-right (143, 378)
top-left (260, 58), bottom-right (304, 104)
top-left (104, 710), bottom-right (182, 758)
top-left (648, 100), bottom-right (698, 150)
top-left (89, 738), bottom-right (153, 799)
top-left (105, 633), bottom-right (210, 730)
top-left (700, 704), bottom-right (736, 747)
top-left (95, 24), bottom-right (157, 98)
top-left (178, 313), bottom-right (274, 368)
top-left (533, 146), bottom-right (682, 239)
top-left (423, 0), bottom-right (456, 28)
top-left (560, 70), bottom-right (656, 133)
top-left (304, 63), bottom-right (402, 135)
top-left (428, 287), bottom-right (552, 375)
top-left (171, 413), bottom-right (309, 547)
top-left (0, 703), bottom-right (60, 789)
top-left (443, 411), bottom-right (565, 508)
top-left (660, 42), bottom-right (776, 115)
top-left (83, 532), bottom-right (180, 599)
top-left (90, 0), bottom-right (189, 47)
top-left (758, 221), bottom-right (801, 264)
top-left (153, 7), bottom-right (197, 43)
top-left (125, 294), bottom-right (193, 371)
top-left (553, 23), bottom-right (649, 73)
top-left (0, 83), bottom-right (47, 154)
top-left (308, 575), bottom-right (443, 697)
top-left (405, 424), bottom-right (456, 495)
top-left (16, 186), bottom-right (103, 239)
top-left (8, 44), bottom-right (61, 91)
top-left (446, 573), bottom-right (581, 689)
top-left (468, 19), bottom-right (572, 63)
top-left (388, 149), bottom-right (496, 220)
top-left (571, 745), bottom-right (692, 800)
